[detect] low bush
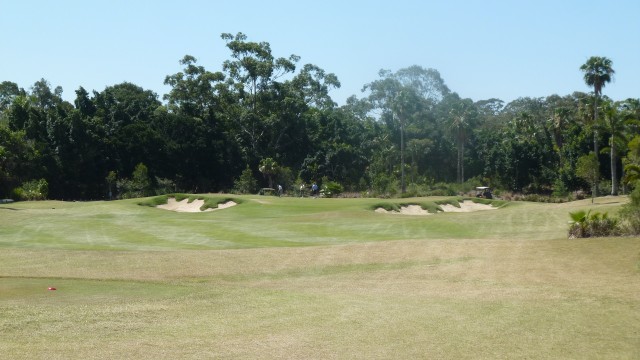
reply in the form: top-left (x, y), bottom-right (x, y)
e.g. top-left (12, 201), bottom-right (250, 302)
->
top-left (233, 166), bottom-right (258, 195)
top-left (155, 177), bottom-right (177, 195)
top-left (618, 184), bottom-right (640, 235)
top-left (426, 183), bottom-right (456, 196)
top-left (322, 181), bottom-right (344, 198)
top-left (13, 179), bottom-right (48, 200)
top-left (501, 192), bottom-right (571, 203)
top-left (568, 210), bottom-right (620, 238)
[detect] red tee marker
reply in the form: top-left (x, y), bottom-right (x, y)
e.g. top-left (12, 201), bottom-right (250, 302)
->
top-left (48, 287), bottom-right (57, 291)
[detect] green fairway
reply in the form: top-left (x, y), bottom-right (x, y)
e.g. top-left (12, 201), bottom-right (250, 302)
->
top-left (1, 195), bottom-right (639, 359)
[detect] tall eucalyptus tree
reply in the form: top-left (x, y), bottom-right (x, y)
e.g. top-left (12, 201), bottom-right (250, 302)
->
top-left (364, 66), bottom-right (447, 192)
top-left (221, 32), bottom-right (300, 162)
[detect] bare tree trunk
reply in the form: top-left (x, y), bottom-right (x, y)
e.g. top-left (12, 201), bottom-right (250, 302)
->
top-left (457, 140), bottom-right (461, 183)
top-left (400, 121), bottom-right (406, 194)
top-left (611, 137), bottom-right (618, 195)
top-left (456, 129), bottom-right (462, 183)
top-left (461, 141), bottom-right (465, 183)
top-left (593, 97), bottom-right (600, 197)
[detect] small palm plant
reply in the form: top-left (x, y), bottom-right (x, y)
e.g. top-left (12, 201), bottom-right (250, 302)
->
top-left (568, 210), bottom-right (590, 238)
top-left (568, 210), bottom-right (619, 238)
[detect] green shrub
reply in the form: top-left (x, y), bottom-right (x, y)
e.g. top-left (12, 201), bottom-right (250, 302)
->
top-left (13, 179), bottom-right (48, 200)
top-left (233, 166), bottom-right (258, 194)
top-left (11, 187), bottom-right (24, 200)
top-left (371, 174), bottom-right (396, 197)
top-left (397, 183), bottom-right (430, 198)
top-left (552, 177), bottom-right (569, 197)
top-left (427, 188), bottom-right (456, 196)
top-left (322, 180), bottom-right (344, 198)
top-left (619, 183), bottom-right (640, 235)
top-left (117, 163), bottom-right (154, 199)
top-left (155, 177), bottom-right (177, 195)
top-left (568, 210), bottom-right (619, 238)
top-left (427, 182), bottom-right (456, 196)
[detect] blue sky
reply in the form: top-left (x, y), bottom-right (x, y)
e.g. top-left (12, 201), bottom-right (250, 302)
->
top-left (1, 0), bottom-right (638, 106)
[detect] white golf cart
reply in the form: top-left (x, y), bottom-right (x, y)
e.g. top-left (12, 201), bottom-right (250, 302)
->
top-left (475, 187), bottom-right (492, 199)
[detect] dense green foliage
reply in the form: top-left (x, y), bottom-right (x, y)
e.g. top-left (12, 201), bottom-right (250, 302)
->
top-left (619, 183), bottom-right (640, 234)
top-left (12, 178), bottom-right (48, 200)
top-left (568, 210), bottom-right (619, 238)
top-left (568, 181), bottom-right (640, 237)
top-left (0, 39), bottom-right (638, 200)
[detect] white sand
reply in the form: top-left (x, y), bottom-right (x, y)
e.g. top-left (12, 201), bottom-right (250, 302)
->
top-left (215, 201), bottom-right (237, 210)
top-left (374, 205), bottom-right (433, 215)
top-left (375, 200), bottom-right (496, 215)
top-left (399, 205), bottom-right (433, 215)
top-left (157, 198), bottom-right (237, 213)
top-left (438, 200), bottom-right (496, 212)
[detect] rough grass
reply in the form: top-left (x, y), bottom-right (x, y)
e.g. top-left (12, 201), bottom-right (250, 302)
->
top-left (0, 195), bottom-right (638, 359)
top-left (372, 197), bottom-right (509, 214)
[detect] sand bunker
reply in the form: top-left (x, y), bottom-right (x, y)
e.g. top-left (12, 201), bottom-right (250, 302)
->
top-left (438, 200), bottom-right (496, 213)
top-left (157, 198), bottom-right (237, 213)
top-left (376, 200), bottom-right (496, 215)
top-left (398, 204), bottom-right (433, 215)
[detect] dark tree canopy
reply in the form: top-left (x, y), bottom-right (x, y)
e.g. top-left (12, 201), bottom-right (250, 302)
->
top-left (0, 40), bottom-right (636, 200)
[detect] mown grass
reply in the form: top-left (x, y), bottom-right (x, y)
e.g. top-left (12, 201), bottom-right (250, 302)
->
top-left (0, 195), bottom-right (638, 359)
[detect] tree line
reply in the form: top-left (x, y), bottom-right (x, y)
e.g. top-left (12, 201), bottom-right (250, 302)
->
top-left (1, 32), bottom-right (639, 200)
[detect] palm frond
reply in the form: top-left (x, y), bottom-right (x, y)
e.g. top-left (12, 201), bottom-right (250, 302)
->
top-left (569, 210), bottom-right (588, 224)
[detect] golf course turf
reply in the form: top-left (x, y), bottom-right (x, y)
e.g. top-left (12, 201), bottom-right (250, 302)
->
top-left (1, 195), bottom-right (638, 359)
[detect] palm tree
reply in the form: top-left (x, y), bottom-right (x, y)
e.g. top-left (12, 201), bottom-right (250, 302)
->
top-left (258, 157), bottom-right (278, 189)
top-left (580, 56), bottom-right (615, 196)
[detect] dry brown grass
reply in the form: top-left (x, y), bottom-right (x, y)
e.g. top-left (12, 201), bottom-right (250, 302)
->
top-left (2, 236), bottom-right (639, 359)
top-left (1, 196), bottom-right (639, 358)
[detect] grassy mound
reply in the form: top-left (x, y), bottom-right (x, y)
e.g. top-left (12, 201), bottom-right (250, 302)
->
top-left (138, 193), bottom-right (242, 211)
top-left (372, 197), bottom-right (507, 213)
